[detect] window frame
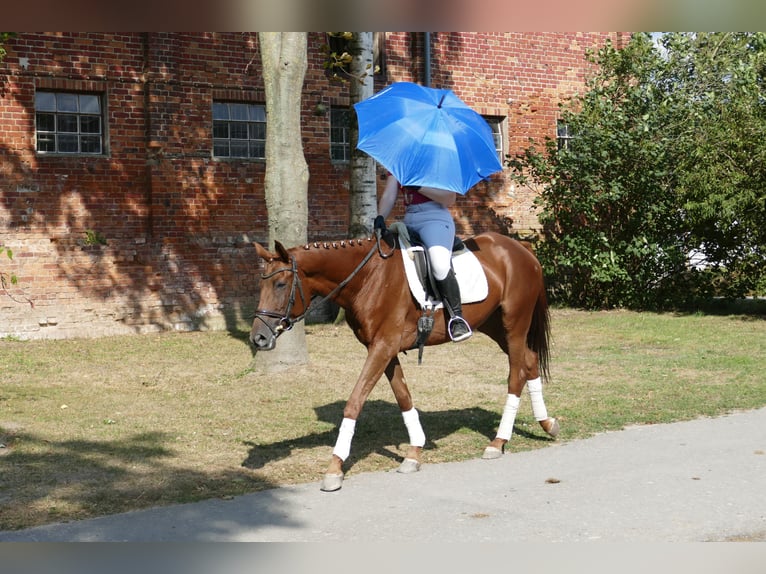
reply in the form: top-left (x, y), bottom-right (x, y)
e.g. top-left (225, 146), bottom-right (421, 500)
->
top-left (557, 120), bottom-right (575, 151)
top-left (482, 115), bottom-right (506, 165)
top-left (330, 106), bottom-right (352, 163)
top-left (34, 90), bottom-right (106, 156)
top-left (212, 101), bottom-right (267, 160)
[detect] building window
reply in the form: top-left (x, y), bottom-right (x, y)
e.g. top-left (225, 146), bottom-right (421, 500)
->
top-left (483, 116), bottom-right (505, 164)
top-left (557, 121), bottom-right (575, 150)
top-left (35, 91), bottom-right (104, 155)
top-left (212, 101), bottom-right (266, 159)
top-left (330, 106), bottom-right (351, 162)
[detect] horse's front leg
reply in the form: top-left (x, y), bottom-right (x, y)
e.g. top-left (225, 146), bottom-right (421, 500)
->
top-left (384, 356), bottom-right (425, 474)
top-left (320, 343), bottom-right (395, 492)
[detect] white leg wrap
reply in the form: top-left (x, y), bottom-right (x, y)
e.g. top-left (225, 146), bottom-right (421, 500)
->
top-left (332, 417), bottom-right (356, 461)
top-left (496, 393), bottom-right (520, 441)
top-left (402, 407), bottom-right (426, 447)
top-left (527, 377), bottom-right (549, 421)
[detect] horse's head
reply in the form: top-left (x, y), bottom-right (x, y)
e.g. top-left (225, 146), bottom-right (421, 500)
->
top-left (249, 241), bottom-right (309, 351)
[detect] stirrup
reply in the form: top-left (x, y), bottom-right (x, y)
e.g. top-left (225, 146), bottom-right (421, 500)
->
top-left (448, 316), bottom-right (472, 342)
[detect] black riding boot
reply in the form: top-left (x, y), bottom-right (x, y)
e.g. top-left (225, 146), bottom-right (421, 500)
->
top-left (435, 269), bottom-right (472, 342)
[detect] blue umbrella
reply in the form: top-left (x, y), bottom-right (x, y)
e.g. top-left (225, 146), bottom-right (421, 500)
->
top-left (354, 82), bottom-right (503, 195)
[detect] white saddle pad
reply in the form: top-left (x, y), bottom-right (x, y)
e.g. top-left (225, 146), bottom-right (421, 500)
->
top-left (400, 244), bottom-right (489, 309)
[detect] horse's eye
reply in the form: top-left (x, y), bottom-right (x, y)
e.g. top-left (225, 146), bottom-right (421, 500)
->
top-left (275, 281), bottom-right (287, 290)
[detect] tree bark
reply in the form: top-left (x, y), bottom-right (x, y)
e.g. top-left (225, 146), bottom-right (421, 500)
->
top-left (347, 32), bottom-right (377, 239)
top-left (255, 32), bottom-right (309, 372)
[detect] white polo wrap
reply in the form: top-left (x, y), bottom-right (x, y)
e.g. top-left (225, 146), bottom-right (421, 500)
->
top-left (402, 407), bottom-right (426, 447)
top-left (332, 417), bottom-right (356, 461)
top-left (526, 377), bottom-right (549, 421)
top-left (496, 393), bottom-right (520, 441)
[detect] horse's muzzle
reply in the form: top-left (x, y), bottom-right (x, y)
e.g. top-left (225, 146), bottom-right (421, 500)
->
top-left (249, 327), bottom-right (277, 351)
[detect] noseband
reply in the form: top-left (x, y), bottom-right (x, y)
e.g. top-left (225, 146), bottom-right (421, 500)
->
top-left (253, 232), bottom-right (394, 345)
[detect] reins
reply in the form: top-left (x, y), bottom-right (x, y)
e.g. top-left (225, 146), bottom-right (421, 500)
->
top-left (254, 231), bottom-right (394, 340)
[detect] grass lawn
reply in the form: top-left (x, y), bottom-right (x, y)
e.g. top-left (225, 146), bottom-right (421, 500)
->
top-left (1, 307), bottom-right (764, 530)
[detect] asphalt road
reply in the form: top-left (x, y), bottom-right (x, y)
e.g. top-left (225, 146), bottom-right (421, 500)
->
top-left (2, 407), bottom-right (765, 543)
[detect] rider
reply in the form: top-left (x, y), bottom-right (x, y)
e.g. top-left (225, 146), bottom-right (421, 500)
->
top-left (374, 172), bottom-right (472, 342)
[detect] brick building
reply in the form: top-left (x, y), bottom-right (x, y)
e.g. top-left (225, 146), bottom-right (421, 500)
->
top-left (0, 32), bottom-right (625, 339)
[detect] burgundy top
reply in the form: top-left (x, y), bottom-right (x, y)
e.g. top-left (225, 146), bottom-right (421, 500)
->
top-left (388, 172), bottom-right (432, 206)
top-left (402, 186), bottom-right (431, 205)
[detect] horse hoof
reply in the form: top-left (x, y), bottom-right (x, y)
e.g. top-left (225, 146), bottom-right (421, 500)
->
top-left (541, 418), bottom-right (560, 438)
top-left (397, 458), bottom-right (421, 474)
top-left (482, 446), bottom-right (503, 460)
top-left (320, 473), bottom-right (344, 492)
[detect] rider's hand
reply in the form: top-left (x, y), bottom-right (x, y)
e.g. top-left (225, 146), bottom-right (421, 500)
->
top-left (373, 215), bottom-right (386, 232)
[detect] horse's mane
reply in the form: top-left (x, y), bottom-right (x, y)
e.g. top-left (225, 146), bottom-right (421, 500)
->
top-left (300, 237), bottom-right (377, 252)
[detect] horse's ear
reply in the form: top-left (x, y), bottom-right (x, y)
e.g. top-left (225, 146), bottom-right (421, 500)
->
top-left (253, 242), bottom-right (277, 262)
top-left (274, 241), bottom-right (291, 262)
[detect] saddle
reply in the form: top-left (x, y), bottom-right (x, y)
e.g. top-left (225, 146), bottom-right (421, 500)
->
top-left (388, 222), bottom-right (488, 309)
top-left (388, 222), bottom-right (489, 364)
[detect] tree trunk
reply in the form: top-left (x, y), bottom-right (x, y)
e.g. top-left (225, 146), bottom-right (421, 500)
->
top-left (255, 32), bottom-right (309, 372)
top-left (347, 32), bottom-right (377, 239)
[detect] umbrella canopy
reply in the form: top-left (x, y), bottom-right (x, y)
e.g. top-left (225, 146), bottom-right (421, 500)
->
top-left (354, 82), bottom-right (503, 195)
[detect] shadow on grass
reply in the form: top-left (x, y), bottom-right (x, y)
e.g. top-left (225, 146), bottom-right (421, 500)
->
top-left (242, 399), bottom-right (554, 473)
top-left (0, 429), bottom-right (278, 532)
top-left (686, 297), bottom-right (766, 320)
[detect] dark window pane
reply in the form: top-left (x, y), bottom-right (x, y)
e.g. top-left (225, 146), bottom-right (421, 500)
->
top-left (249, 123), bottom-right (266, 140)
top-left (213, 122), bottom-right (228, 138)
top-left (250, 142), bottom-right (265, 158)
top-left (36, 113), bottom-right (55, 132)
top-left (230, 123), bottom-right (248, 139)
top-left (58, 115), bottom-right (78, 133)
top-left (80, 135), bottom-right (101, 154)
top-left (35, 92), bottom-right (56, 112)
top-left (80, 115), bottom-right (101, 134)
top-left (331, 127), bottom-right (346, 143)
top-left (333, 146), bottom-right (348, 161)
top-left (58, 134), bottom-right (78, 152)
top-left (331, 108), bottom-right (350, 126)
top-left (213, 140), bottom-right (230, 156)
top-left (37, 133), bottom-right (56, 152)
top-left (230, 141), bottom-right (249, 157)
top-left (56, 93), bottom-right (78, 112)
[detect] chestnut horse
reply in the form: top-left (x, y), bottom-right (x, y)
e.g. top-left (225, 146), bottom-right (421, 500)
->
top-left (250, 230), bottom-right (558, 491)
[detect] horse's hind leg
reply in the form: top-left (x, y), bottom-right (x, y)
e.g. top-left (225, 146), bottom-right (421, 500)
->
top-left (482, 325), bottom-right (529, 459)
top-left (385, 356), bottom-right (424, 473)
top-left (524, 352), bottom-right (559, 438)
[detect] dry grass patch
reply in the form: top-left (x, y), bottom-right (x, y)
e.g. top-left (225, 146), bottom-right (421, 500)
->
top-left (1, 308), bottom-right (765, 530)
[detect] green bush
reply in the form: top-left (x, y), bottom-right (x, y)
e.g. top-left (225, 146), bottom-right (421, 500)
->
top-left (510, 33), bottom-right (766, 310)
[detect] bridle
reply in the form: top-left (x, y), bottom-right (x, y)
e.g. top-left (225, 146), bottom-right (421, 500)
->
top-left (253, 255), bottom-right (306, 340)
top-left (253, 231), bottom-right (394, 344)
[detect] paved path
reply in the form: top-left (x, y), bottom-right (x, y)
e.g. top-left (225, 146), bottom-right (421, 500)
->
top-left (2, 408), bottom-right (765, 542)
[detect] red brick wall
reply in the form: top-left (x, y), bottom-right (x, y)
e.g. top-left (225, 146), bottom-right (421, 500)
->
top-left (0, 32), bottom-right (623, 339)
top-left (380, 32), bottom-right (625, 235)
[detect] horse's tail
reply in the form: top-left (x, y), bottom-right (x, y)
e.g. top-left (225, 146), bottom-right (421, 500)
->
top-left (527, 284), bottom-right (552, 383)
